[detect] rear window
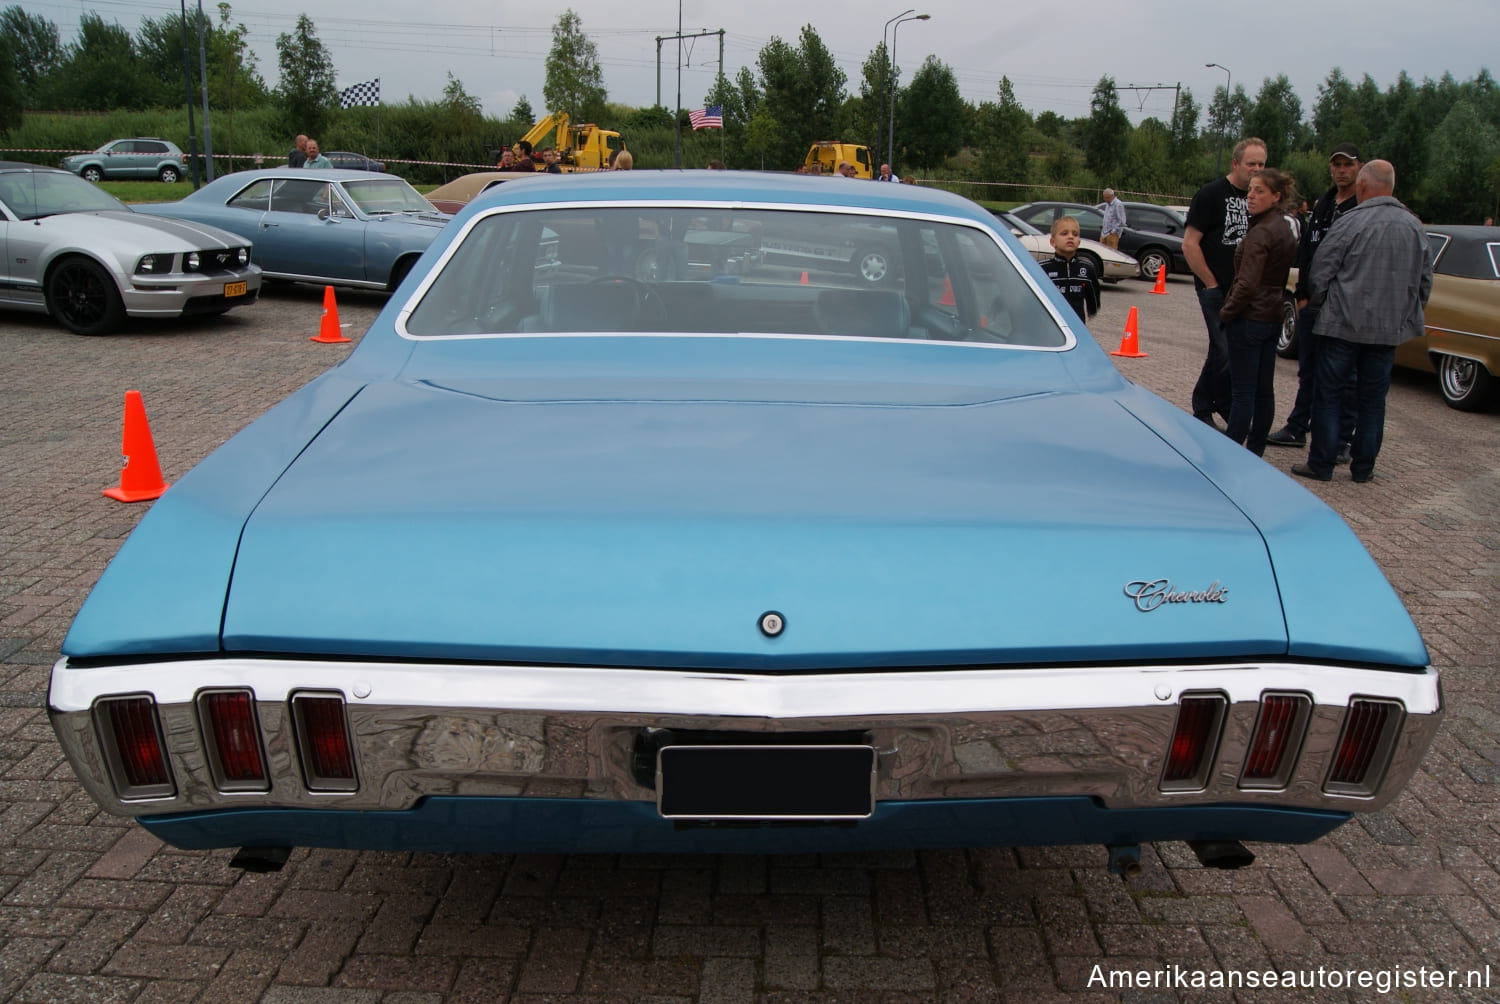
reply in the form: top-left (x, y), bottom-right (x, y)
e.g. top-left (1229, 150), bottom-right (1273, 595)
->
top-left (403, 206), bottom-right (1067, 348)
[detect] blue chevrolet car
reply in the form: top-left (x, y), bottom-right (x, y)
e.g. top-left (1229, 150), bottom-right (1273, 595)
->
top-left (137, 167), bottom-right (448, 292)
top-left (50, 172), bottom-right (1440, 869)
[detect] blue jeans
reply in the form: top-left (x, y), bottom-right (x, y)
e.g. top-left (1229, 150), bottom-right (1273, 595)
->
top-left (1285, 306), bottom-right (1356, 441)
top-left (1191, 287), bottom-right (1231, 423)
top-left (1224, 317), bottom-right (1279, 455)
top-left (1309, 336), bottom-right (1396, 479)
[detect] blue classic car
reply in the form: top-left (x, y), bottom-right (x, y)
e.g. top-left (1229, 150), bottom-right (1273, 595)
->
top-left (50, 172), bottom-right (1440, 870)
top-left (137, 168), bottom-right (448, 291)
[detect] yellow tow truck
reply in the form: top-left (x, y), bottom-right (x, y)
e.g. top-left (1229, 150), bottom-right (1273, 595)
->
top-left (514, 113), bottom-right (626, 172)
top-left (803, 142), bottom-right (874, 178)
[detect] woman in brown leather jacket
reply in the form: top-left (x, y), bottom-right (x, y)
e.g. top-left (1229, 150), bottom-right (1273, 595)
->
top-left (1219, 168), bottom-right (1299, 455)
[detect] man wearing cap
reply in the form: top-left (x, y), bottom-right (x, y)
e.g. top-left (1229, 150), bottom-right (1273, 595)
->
top-left (1266, 143), bottom-right (1363, 457)
top-left (1292, 160), bottom-right (1432, 484)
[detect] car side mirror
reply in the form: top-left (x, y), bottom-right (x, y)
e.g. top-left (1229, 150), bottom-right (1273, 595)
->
top-left (317, 208), bottom-right (329, 221)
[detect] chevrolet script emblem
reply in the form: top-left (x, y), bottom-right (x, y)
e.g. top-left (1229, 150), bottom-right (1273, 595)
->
top-left (1124, 579), bottom-right (1229, 612)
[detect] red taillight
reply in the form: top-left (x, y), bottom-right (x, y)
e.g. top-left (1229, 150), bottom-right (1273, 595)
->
top-left (1326, 700), bottom-right (1403, 795)
top-left (1241, 694), bottom-right (1311, 788)
top-left (1161, 695), bottom-right (1226, 791)
top-left (97, 696), bottom-right (174, 798)
top-left (292, 694), bottom-right (358, 792)
top-left (200, 691), bottom-right (268, 790)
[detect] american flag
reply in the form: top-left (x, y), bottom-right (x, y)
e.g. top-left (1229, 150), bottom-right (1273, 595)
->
top-left (338, 78), bottom-right (381, 109)
top-left (688, 105), bottom-right (723, 130)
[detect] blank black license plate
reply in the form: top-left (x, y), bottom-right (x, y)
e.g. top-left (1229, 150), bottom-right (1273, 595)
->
top-left (657, 745), bottom-right (876, 819)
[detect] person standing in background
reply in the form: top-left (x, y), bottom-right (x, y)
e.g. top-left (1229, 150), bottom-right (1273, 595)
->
top-left (1218, 168), bottom-right (1300, 455)
top-left (1100, 189), bottom-right (1126, 249)
top-left (1267, 144), bottom-right (1363, 461)
top-left (1182, 137), bottom-right (1268, 428)
top-left (1292, 160), bottom-right (1432, 484)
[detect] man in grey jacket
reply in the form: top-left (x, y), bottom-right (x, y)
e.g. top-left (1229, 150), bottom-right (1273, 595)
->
top-left (1292, 160), bottom-right (1432, 483)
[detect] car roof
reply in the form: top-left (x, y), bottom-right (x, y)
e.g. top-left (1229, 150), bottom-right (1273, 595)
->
top-left (1425, 225), bottom-right (1500, 279)
top-left (0, 161), bottom-right (69, 173)
top-left (466, 169), bottom-right (996, 225)
top-left (187, 167), bottom-right (405, 195)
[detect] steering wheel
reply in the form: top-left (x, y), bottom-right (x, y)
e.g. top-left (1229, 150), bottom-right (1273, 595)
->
top-left (587, 275), bottom-right (667, 330)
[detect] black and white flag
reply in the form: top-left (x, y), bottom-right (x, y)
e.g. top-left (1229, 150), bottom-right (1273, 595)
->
top-left (338, 78), bottom-right (381, 109)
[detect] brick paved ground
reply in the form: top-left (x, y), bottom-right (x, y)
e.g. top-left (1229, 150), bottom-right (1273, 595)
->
top-left (2, 275), bottom-right (1497, 1002)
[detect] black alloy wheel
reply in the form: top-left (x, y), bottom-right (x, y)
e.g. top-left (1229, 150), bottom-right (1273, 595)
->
top-left (46, 257), bottom-right (126, 336)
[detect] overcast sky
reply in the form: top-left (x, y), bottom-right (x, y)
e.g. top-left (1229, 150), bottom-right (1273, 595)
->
top-left (20, 0), bottom-right (1498, 130)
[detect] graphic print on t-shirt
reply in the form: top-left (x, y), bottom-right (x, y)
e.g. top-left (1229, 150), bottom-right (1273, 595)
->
top-left (1221, 196), bottom-right (1249, 247)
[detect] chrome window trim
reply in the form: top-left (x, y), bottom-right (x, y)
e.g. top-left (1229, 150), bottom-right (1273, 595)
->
top-left (392, 199), bottom-right (1078, 349)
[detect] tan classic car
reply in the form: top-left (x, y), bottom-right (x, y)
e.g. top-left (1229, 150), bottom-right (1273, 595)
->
top-left (424, 171), bottom-right (546, 214)
top-left (1395, 225), bottom-right (1500, 411)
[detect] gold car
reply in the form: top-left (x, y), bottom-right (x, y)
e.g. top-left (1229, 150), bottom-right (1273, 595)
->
top-left (424, 171), bottom-right (544, 215)
top-left (1395, 225), bottom-right (1500, 411)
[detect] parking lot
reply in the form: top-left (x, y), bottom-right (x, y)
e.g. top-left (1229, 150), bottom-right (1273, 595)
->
top-left (2, 275), bottom-right (1497, 1002)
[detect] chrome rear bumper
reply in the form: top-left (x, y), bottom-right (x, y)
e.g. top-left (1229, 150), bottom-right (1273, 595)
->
top-left (50, 656), bottom-right (1442, 819)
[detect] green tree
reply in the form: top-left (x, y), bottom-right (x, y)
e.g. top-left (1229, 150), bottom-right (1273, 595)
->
top-left (0, 34), bottom-right (20, 134)
top-left (543, 9), bottom-right (606, 122)
top-left (1120, 118), bottom-right (1172, 192)
top-left (1419, 100), bottom-right (1500, 223)
top-left (975, 76), bottom-right (1031, 185)
top-left (855, 43), bottom-right (888, 160)
top-left (1169, 86), bottom-right (1200, 162)
top-left (1312, 68), bottom-right (1362, 149)
top-left (757, 26), bottom-right (845, 169)
top-left (49, 13), bottom-right (156, 111)
top-left (1245, 75), bottom-right (1302, 165)
top-left (0, 6), bottom-right (62, 108)
top-left (212, 4), bottom-right (269, 111)
top-left (510, 94), bottom-right (534, 126)
top-left (1034, 110), bottom-right (1064, 138)
top-left (275, 14), bottom-right (336, 137)
top-left (898, 56), bottom-right (966, 170)
top-left (1082, 76), bottom-right (1129, 174)
top-left (442, 73), bottom-right (481, 118)
top-left (745, 106), bottom-right (780, 170)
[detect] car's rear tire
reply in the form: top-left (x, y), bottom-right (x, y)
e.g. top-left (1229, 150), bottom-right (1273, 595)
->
top-left (1276, 294), bottom-right (1299, 358)
top-left (159, 165), bottom-right (181, 184)
top-left (1437, 353), bottom-right (1497, 412)
top-left (1137, 247), bottom-right (1169, 280)
top-left (47, 257), bottom-right (126, 336)
top-left (81, 166), bottom-right (103, 183)
top-left (853, 245), bottom-right (892, 285)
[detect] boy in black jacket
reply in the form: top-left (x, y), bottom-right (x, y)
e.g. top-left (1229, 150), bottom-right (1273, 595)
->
top-left (1038, 216), bottom-right (1100, 322)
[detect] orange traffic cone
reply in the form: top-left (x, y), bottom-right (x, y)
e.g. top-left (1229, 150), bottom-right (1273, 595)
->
top-left (800, 271), bottom-right (809, 285)
top-left (103, 390), bottom-right (170, 502)
top-left (310, 285), bottom-right (351, 343)
top-left (939, 275), bottom-right (956, 306)
top-left (1150, 265), bottom-right (1168, 295)
top-left (1110, 306), bottom-right (1148, 358)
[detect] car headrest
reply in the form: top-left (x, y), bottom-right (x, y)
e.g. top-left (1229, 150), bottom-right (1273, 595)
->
top-left (814, 289), bottom-right (912, 340)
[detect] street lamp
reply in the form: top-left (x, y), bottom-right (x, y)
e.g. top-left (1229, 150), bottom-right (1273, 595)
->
top-left (888, 13), bottom-right (930, 171)
top-left (1206, 62), bottom-right (1231, 175)
top-left (881, 9), bottom-right (913, 170)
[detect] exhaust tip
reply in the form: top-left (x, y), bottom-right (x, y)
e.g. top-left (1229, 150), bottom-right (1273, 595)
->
top-left (1187, 839), bottom-right (1256, 870)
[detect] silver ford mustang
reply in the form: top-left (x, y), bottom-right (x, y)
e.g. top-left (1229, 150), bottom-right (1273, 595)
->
top-left (0, 161), bottom-right (261, 335)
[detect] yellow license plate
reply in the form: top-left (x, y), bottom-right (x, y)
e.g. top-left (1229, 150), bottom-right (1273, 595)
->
top-left (224, 281), bottom-right (247, 297)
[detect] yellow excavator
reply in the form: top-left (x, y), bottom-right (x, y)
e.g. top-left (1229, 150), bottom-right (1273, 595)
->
top-left (514, 113), bottom-right (625, 172)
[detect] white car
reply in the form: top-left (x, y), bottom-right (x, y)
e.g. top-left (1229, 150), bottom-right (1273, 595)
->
top-left (0, 162), bottom-right (261, 335)
top-left (990, 210), bottom-right (1138, 282)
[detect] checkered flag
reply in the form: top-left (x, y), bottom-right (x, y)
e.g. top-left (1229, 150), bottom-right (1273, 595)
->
top-left (338, 78), bottom-right (380, 109)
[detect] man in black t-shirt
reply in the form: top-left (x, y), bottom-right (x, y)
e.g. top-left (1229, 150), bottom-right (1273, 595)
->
top-left (1183, 137), bottom-right (1267, 426)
